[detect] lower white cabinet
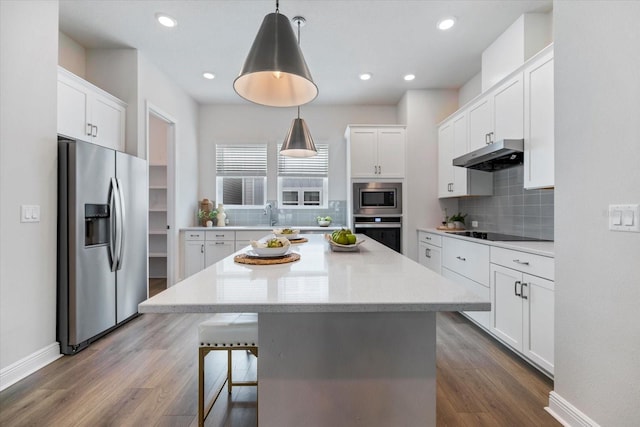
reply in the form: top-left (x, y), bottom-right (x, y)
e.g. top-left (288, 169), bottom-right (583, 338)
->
top-left (417, 231), bottom-right (442, 274)
top-left (442, 268), bottom-right (491, 330)
top-left (490, 252), bottom-right (555, 374)
top-left (184, 232), bottom-right (206, 278)
top-left (182, 230), bottom-right (235, 279)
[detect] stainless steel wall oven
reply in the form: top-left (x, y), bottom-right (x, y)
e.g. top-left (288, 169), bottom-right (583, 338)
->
top-left (352, 182), bottom-right (402, 253)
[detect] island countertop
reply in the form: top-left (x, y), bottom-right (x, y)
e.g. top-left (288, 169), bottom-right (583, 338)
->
top-left (139, 233), bottom-right (490, 314)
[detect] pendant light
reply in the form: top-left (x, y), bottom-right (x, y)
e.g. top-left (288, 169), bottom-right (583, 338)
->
top-left (234, 1), bottom-right (318, 107)
top-left (280, 16), bottom-right (317, 158)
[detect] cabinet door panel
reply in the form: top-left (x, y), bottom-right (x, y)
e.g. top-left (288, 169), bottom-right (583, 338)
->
top-left (490, 264), bottom-right (523, 349)
top-left (522, 273), bottom-right (554, 373)
top-left (349, 128), bottom-right (377, 177)
top-left (92, 95), bottom-right (125, 151)
top-left (205, 241), bottom-right (235, 267)
top-left (377, 129), bottom-right (405, 177)
top-left (58, 79), bottom-right (90, 140)
top-left (451, 114), bottom-right (469, 196)
top-left (184, 241), bottom-right (205, 278)
top-left (493, 74), bottom-right (524, 141)
top-left (418, 242), bottom-right (441, 274)
top-left (467, 98), bottom-right (492, 152)
top-left (437, 123), bottom-right (454, 197)
top-left (524, 52), bottom-right (554, 189)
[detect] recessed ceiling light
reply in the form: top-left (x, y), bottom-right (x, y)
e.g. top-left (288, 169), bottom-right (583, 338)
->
top-left (359, 73), bottom-right (372, 81)
top-left (437, 17), bottom-right (456, 31)
top-left (202, 72), bottom-right (215, 80)
top-left (156, 13), bottom-right (177, 28)
top-left (404, 74), bottom-right (416, 81)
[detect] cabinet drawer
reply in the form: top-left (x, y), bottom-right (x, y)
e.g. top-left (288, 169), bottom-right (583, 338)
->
top-left (205, 230), bottom-right (235, 241)
top-left (184, 231), bottom-right (205, 241)
top-left (442, 238), bottom-right (490, 286)
top-left (418, 231), bottom-right (442, 247)
top-left (491, 246), bottom-right (554, 280)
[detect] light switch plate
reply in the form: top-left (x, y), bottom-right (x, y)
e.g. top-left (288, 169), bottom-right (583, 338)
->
top-left (20, 205), bottom-right (40, 223)
top-left (609, 204), bottom-right (639, 232)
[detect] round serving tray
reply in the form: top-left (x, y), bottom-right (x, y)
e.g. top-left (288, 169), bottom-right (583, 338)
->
top-left (234, 252), bottom-right (300, 265)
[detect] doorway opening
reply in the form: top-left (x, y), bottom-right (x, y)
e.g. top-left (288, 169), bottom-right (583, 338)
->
top-left (147, 104), bottom-right (176, 295)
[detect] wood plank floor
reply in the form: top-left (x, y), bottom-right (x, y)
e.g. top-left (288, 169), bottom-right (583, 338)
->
top-left (0, 311), bottom-right (559, 426)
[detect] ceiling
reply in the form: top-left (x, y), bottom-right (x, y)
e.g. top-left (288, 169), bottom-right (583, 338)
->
top-left (58, 0), bottom-right (553, 106)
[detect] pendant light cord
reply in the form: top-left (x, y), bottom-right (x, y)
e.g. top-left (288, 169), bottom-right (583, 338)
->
top-left (276, 0), bottom-right (279, 13)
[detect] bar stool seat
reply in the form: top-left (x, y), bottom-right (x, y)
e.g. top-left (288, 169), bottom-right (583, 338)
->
top-left (198, 313), bottom-right (258, 427)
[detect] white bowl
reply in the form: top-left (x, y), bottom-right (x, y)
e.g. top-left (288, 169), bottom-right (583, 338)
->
top-left (273, 228), bottom-right (300, 240)
top-left (250, 237), bottom-right (291, 257)
top-left (317, 220), bottom-right (331, 227)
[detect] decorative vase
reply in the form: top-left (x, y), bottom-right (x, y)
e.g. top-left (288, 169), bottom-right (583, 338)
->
top-left (216, 204), bottom-right (226, 227)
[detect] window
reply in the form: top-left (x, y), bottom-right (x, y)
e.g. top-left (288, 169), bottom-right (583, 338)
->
top-left (277, 144), bottom-right (329, 208)
top-left (216, 144), bottom-right (267, 207)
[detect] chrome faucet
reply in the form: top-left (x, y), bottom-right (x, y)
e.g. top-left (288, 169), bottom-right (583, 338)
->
top-left (263, 203), bottom-right (276, 226)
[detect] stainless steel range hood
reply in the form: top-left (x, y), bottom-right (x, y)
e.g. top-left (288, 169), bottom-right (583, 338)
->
top-left (453, 139), bottom-right (524, 171)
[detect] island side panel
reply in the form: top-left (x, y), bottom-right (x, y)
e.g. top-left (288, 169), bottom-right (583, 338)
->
top-left (258, 311), bottom-right (436, 427)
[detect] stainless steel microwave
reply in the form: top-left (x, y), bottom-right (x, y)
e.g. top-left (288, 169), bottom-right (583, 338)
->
top-left (352, 182), bottom-right (402, 215)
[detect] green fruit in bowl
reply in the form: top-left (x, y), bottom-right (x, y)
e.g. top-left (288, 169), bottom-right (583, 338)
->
top-left (346, 234), bottom-right (357, 244)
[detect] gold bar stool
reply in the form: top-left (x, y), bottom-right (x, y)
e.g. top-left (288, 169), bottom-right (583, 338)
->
top-left (198, 313), bottom-right (258, 427)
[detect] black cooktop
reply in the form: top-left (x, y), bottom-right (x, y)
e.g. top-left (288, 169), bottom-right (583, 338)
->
top-left (446, 231), bottom-right (551, 242)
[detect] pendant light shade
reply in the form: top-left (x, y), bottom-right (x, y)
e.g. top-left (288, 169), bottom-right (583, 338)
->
top-left (281, 115), bottom-right (317, 158)
top-left (234, 12), bottom-right (318, 107)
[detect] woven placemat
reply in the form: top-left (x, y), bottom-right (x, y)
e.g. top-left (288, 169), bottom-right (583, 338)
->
top-left (288, 237), bottom-right (308, 244)
top-left (234, 252), bottom-right (301, 265)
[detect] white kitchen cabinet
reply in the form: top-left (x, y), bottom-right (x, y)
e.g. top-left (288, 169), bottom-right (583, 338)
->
top-left (346, 126), bottom-right (406, 178)
top-left (183, 231), bottom-right (205, 278)
top-left (490, 248), bottom-right (554, 374)
top-left (467, 73), bottom-right (524, 152)
top-left (204, 230), bottom-right (235, 267)
top-left (417, 232), bottom-right (442, 274)
top-left (524, 47), bottom-right (554, 189)
top-left (438, 114), bottom-right (493, 198)
top-left (57, 66), bottom-right (126, 151)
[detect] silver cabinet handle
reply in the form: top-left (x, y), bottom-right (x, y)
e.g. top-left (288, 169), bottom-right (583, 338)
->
top-left (92, 125), bottom-right (98, 138)
top-left (425, 248), bottom-right (431, 259)
top-left (521, 282), bottom-right (528, 300)
top-left (215, 241), bottom-right (225, 245)
top-left (513, 259), bottom-right (530, 266)
top-left (87, 123), bottom-right (93, 136)
top-left (200, 244), bottom-right (204, 253)
top-left (514, 280), bottom-right (522, 297)
top-left (485, 133), bottom-right (491, 144)
top-left (425, 236), bottom-right (431, 240)
top-left (456, 256), bottom-right (466, 261)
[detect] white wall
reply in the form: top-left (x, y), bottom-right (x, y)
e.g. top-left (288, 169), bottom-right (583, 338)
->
top-left (198, 104), bottom-right (397, 205)
top-left (458, 72), bottom-right (482, 107)
top-left (58, 31), bottom-right (86, 77)
top-left (0, 0), bottom-right (61, 387)
top-left (551, 1), bottom-right (640, 425)
top-left (397, 90), bottom-right (459, 259)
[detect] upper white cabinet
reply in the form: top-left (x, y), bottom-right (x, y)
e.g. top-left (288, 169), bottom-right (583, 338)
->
top-left (468, 73), bottom-right (524, 151)
top-left (57, 67), bottom-right (126, 152)
top-left (438, 113), bottom-right (493, 198)
top-left (523, 47), bottom-right (554, 189)
top-left (346, 126), bottom-right (406, 178)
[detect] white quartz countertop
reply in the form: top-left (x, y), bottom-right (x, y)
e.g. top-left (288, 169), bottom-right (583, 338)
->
top-left (181, 225), bottom-right (343, 231)
top-left (139, 234), bottom-right (490, 314)
top-left (417, 227), bottom-right (555, 257)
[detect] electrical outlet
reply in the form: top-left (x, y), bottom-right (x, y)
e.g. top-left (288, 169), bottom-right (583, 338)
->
top-left (471, 221), bottom-right (479, 228)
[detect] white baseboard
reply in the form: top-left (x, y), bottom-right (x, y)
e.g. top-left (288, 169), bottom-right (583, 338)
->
top-left (0, 342), bottom-right (62, 392)
top-left (546, 391), bottom-right (601, 427)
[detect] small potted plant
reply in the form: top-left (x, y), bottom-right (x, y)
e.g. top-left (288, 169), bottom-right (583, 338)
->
top-left (316, 216), bottom-right (332, 227)
top-left (446, 212), bottom-right (467, 230)
top-left (198, 208), bottom-right (217, 227)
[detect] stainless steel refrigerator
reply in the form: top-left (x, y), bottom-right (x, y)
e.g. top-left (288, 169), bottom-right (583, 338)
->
top-left (58, 137), bottom-right (147, 354)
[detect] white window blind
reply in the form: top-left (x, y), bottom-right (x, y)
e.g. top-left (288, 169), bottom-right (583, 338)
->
top-left (216, 144), bottom-right (267, 177)
top-left (277, 144), bottom-right (329, 177)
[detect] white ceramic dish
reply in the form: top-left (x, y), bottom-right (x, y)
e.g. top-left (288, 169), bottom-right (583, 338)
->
top-left (317, 220), bottom-right (331, 227)
top-left (246, 248), bottom-right (291, 258)
top-left (273, 228), bottom-right (300, 240)
top-left (324, 234), bottom-right (364, 252)
top-left (250, 236), bottom-right (291, 256)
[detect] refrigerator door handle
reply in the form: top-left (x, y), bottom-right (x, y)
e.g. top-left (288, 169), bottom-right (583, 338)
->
top-left (115, 178), bottom-right (126, 270)
top-left (109, 177), bottom-right (119, 272)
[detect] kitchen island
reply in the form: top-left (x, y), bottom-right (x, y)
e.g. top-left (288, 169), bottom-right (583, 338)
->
top-left (139, 234), bottom-right (489, 427)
